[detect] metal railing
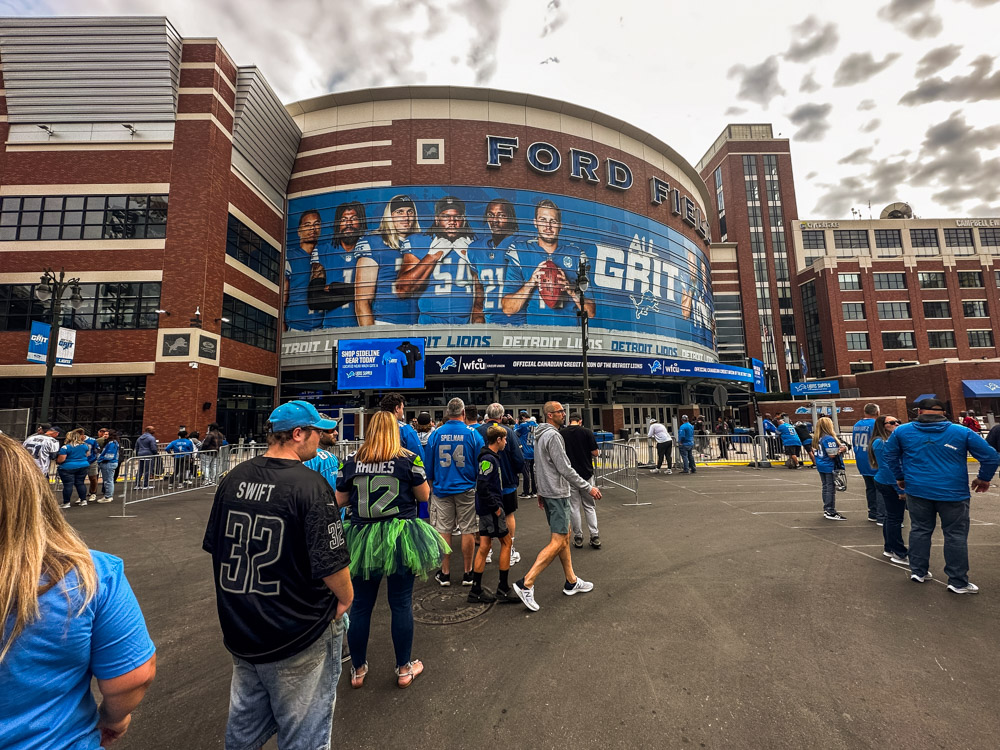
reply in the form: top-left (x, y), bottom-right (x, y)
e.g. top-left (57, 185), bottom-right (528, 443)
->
top-left (630, 433), bottom-right (767, 468)
top-left (594, 440), bottom-right (643, 505)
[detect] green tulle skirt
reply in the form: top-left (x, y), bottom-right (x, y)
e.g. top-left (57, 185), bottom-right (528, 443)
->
top-left (344, 517), bottom-right (451, 580)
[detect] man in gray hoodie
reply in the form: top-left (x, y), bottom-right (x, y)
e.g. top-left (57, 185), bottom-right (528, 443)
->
top-left (512, 401), bottom-right (602, 611)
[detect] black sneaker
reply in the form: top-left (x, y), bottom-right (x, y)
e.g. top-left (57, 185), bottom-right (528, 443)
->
top-left (462, 571), bottom-right (474, 586)
top-left (467, 588), bottom-right (496, 603)
top-left (495, 585), bottom-right (514, 601)
top-left (824, 510), bottom-right (847, 521)
top-left (589, 536), bottom-right (601, 549)
top-left (573, 536), bottom-right (584, 548)
top-left (434, 570), bottom-right (451, 587)
top-left (867, 515), bottom-right (878, 523)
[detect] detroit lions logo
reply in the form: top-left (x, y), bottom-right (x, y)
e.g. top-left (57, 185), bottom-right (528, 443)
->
top-left (630, 291), bottom-right (659, 319)
top-left (437, 356), bottom-right (458, 372)
top-left (562, 256), bottom-right (574, 269)
top-left (649, 360), bottom-right (663, 374)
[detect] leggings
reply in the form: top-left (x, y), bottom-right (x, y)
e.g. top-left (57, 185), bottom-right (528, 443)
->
top-left (348, 570), bottom-right (416, 669)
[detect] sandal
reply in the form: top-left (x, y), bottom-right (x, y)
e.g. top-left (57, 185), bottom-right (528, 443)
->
top-left (350, 662), bottom-right (368, 689)
top-left (395, 659), bottom-right (424, 689)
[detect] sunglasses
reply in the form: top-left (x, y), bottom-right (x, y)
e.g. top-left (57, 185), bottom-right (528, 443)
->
top-left (885, 420), bottom-right (900, 425)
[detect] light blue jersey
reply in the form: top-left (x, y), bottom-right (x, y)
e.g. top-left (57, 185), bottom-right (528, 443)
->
top-left (413, 234), bottom-right (479, 325)
top-left (425, 419), bottom-right (485, 495)
top-left (303, 448), bottom-right (341, 490)
top-left (310, 239), bottom-right (371, 328)
top-left (502, 238), bottom-right (595, 327)
top-left (468, 235), bottom-right (522, 325)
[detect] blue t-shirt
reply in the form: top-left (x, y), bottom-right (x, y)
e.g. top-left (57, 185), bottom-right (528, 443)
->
top-left (84, 437), bottom-right (99, 464)
top-left (382, 349), bottom-right (404, 388)
top-left (284, 244), bottom-right (324, 331)
top-left (97, 441), bottom-right (120, 464)
top-left (678, 422), bottom-right (694, 446)
top-left (870, 437), bottom-right (902, 490)
top-left (399, 423), bottom-right (425, 464)
top-left (502, 239), bottom-right (595, 327)
top-left (166, 438), bottom-right (195, 454)
top-left (852, 418), bottom-right (876, 476)
top-left (303, 448), bottom-right (341, 490)
top-left (58, 443), bottom-right (92, 470)
top-left (815, 435), bottom-right (841, 474)
top-left (310, 239), bottom-right (372, 328)
top-left (777, 422), bottom-right (802, 447)
top-left (411, 235), bottom-right (479, 325)
top-left (425, 419), bottom-right (485, 495)
top-left (366, 234), bottom-right (425, 326)
top-left (514, 420), bottom-right (535, 460)
top-left (0, 551), bottom-right (155, 750)
top-left (468, 235), bottom-right (522, 325)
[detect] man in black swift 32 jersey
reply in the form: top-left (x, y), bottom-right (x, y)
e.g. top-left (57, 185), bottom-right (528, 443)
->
top-left (203, 400), bottom-right (353, 750)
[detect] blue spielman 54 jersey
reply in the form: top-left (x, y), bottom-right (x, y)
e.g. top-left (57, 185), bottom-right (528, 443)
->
top-left (468, 236), bottom-right (522, 325)
top-left (310, 239), bottom-right (371, 328)
top-left (336, 453), bottom-right (426, 525)
top-left (502, 239), bottom-right (596, 327)
top-left (414, 235), bottom-right (478, 325)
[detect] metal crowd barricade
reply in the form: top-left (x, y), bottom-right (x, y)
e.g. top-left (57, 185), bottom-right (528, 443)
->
top-left (331, 439), bottom-right (364, 463)
top-left (110, 450), bottom-right (213, 517)
top-left (594, 440), bottom-right (644, 506)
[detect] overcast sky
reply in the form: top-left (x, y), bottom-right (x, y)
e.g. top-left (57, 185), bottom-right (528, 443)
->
top-left (6, 0), bottom-right (1000, 218)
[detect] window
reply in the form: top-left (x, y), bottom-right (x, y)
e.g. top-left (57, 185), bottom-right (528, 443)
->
top-left (839, 273), bottom-right (861, 291)
top-left (226, 215), bottom-right (281, 284)
top-left (873, 272), bottom-right (906, 290)
top-left (918, 272), bottom-right (946, 289)
top-left (850, 362), bottom-right (874, 374)
top-left (963, 300), bottom-right (988, 318)
top-left (958, 271), bottom-right (983, 288)
top-left (944, 228), bottom-right (975, 255)
top-left (968, 330), bottom-right (994, 348)
top-left (882, 331), bottom-right (915, 349)
top-left (801, 230), bottom-right (826, 249)
top-left (877, 301), bottom-right (911, 319)
top-left (221, 294), bottom-right (277, 352)
top-left (0, 282), bottom-right (160, 331)
top-left (842, 302), bottom-right (865, 320)
top-left (874, 229), bottom-right (902, 249)
top-left (928, 330), bottom-right (956, 348)
top-left (846, 332), bottom-right (870, 350)
top-left (0, 375), bottom-right (146, 438)
top-left (0, 194), bottom-right (167, 241)
top-left (833, 230), bottom-right (870, 249)
top-left (980, 228), bottom-right (1000, 248)
top-left (996, 270), bottom-right (1000, 287)
top-left (801, 281), bottom-right (824, 376)
top-left (923, 301), bottom-right (951, 318)
top-left (714, 167), bottom-right (725, 214)
top-left (909, 228), bottom-right (940, 251)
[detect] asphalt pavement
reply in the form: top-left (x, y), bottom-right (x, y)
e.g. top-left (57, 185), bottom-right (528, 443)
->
top-left (67, 464), bottom-right (1000, 749)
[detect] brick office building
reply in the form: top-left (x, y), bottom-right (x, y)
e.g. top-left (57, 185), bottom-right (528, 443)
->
top-left (0, 17), bottom-right (298, 439)
top-left (696, 124), bottom-right (803, 391)
top-left (792, 204), bottom-right (1000, 416)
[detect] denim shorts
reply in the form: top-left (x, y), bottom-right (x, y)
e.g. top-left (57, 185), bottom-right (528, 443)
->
top-left (541, 496), bottom-right (572, 535)
top-left (225, 617), bottom-right (345, 750)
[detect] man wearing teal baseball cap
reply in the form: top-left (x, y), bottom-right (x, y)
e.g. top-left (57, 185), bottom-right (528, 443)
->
top-left (202, 399), bottom-right (352, 748)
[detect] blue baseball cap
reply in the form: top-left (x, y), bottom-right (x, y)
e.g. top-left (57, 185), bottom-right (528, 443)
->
top-left (268, 401), bottom-right (338, 432)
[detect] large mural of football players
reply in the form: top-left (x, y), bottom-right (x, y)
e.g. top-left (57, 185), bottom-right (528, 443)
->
top-left (286, 186), bottom-right (715, 351)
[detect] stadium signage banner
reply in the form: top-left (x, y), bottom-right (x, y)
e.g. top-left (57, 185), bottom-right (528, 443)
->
top-left (285, 185), bottom-right (715, 369)
top-left (790, 380), bottom-right (840, 396)
top-left (337, 337), bottom-right (425, 390)
top-left (26, 321), bottom-right (76, 367)
top-left (751, 358), bottom-right (767, 394)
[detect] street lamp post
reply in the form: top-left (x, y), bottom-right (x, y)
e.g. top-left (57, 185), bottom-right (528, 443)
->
top-left (575, 257), bottom-right (592, 429)
top-left (34, 268), bottom-right (83, 424)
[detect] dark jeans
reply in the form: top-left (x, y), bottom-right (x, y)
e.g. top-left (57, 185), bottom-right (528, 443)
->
top-left (137, 456), bottom-right (155, 485)
top-left (679, 445), bottom-right (695, 473)
top-left (58, 465), bottom-right (89, 504)
top-left (655, 441), bottom-right (673, 469)
top-left (522, 459), bottom-right (536, 494)
top-left (819, 471), bottom-right (836, 512)
top-left (862, 474), bottom-right (885, 522)
top-left (907, 495), bottom-right (971, 587)
top-left (717, 437), bottom-right (729, 460)
top-left (875, 481), bottom-right (907, 557)
top-left (348, 570), bottom-right (416, 669)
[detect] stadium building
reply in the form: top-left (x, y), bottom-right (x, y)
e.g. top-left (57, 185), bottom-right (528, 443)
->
top-left (0, 15), bottom-right (755, 439)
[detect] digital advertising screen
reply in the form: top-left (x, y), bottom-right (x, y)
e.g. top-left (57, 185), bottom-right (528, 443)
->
top-left (337, 337), bottom-right (426, 391)
top-left (283, 185), bottom-right (716, 369)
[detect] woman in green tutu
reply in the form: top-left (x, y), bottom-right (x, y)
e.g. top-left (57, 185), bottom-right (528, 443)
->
top-left (336, 410), bottom-right (449, 689)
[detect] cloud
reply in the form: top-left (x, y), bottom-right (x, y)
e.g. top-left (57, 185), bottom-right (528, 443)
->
top-left (877, 0), bottom-right (943, 38)
top-left (784, 16), bottom-right (839, 62)
top-left (540, 0), bottom-right (567, 37)
top-left (839, 147), bottom-right (873, 165)
top-left (799, 72), bottom-right (821, 93)
top-left (833, 52), bottom-right (902, 86)
top-left (724, 106), bottom-right (747, 116)
top-left (728, 56), bottom-right (786, 107)
top-left (899, 54), bottom-right (1000, 104)
top-left (788, 102), bottom-right (833, 142)
top-left (916, 44), bottom-right (963, 77)
top-left (860, 118), bottom-right (882, 133)
top-left (957, 0), bottom-right (1000, 5)
top-left (856, 99), bottom-right (876, 111)
top-left (806, 171), bottom-right (818, 180)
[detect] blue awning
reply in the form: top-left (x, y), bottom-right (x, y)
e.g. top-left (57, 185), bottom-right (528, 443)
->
top-left (962, 380), bottom-right (1000, 398)
top-left (914, 393), bottom-right (936, 403)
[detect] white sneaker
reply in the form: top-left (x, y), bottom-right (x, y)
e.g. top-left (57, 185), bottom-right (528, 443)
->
top-left (97, 496), bottom-right (114, 504)
top-left (947, 582), bottom-right (979, 595)
top-left (910, 571), bottom-right (933, 583)
top-left (87, 494), bottom-right (97, 503)
top-left (59, 502), bottom-right (71, 509)
top-left (485, 548), bottom-right (493, 564)
top-left (513, 581), bottom-right (540, 611)
top-left (666, 469), bottom-right (672, 475)
top-left (649, 468), bottom-right (659, 474)
top-left (510, 549), bottom-right (521, 565)
top-left (79, 500), bottom-right (88, 507)
top-left (563, 578), bottom-right (594, 596)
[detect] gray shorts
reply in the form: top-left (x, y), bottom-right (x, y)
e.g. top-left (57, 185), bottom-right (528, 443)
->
top-left (541, 496), bottom-right (572, 535)
top-left (430, 488), bottom-right (477, 536)
top-left (87, 462), bottom-right (99, 477)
